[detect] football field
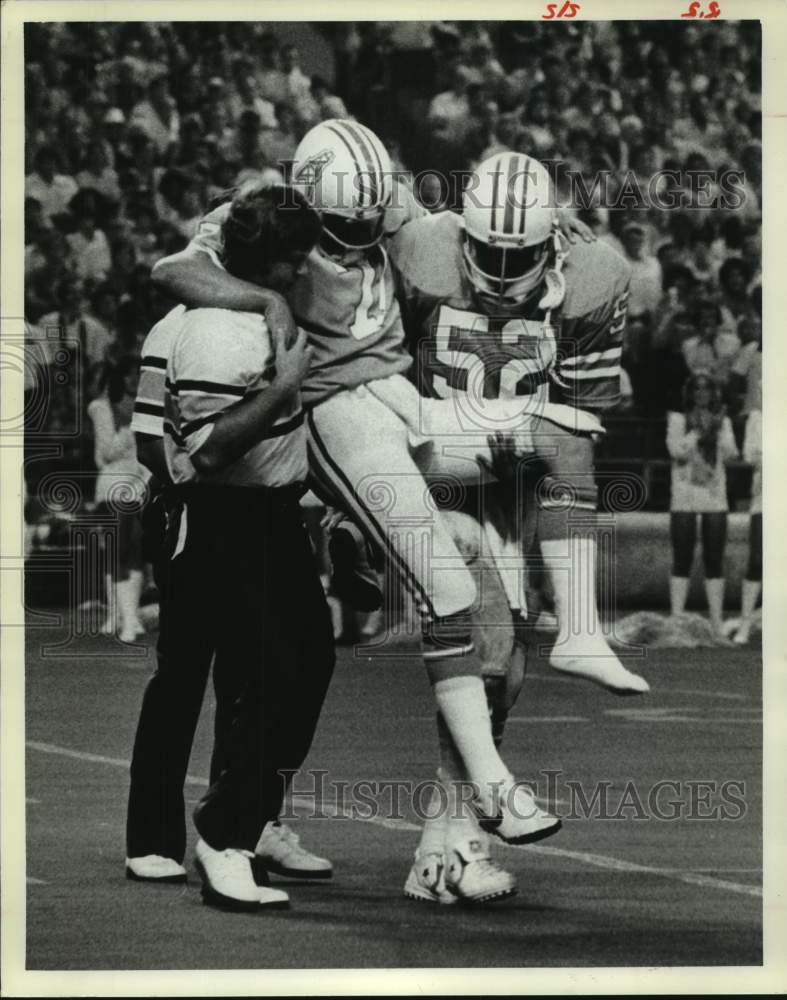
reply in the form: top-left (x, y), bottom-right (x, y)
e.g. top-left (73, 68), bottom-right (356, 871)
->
top-left (22, 617), bottom-right (762, 970)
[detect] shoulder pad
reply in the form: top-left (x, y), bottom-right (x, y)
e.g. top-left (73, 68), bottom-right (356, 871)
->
top-left (389, 211), bottom-right (465, 298)
top-left (562, 240), bottom-right (631, 318)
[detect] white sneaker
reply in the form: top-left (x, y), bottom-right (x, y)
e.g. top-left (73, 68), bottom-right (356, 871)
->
top-left (474, 779), bottom-right (562, 845)
top-left (444, 838), bottom-right (516, 904)
top-left (550, 640), bottom-right (649, 695)
top-left (255, 822), bottom-right (333, 880)
top-left (195, 838), bottom-right (286, 910)
top-left (403, 851), bottom-right (457, 905)
top-left (125, 855), bottom-right (187, 883)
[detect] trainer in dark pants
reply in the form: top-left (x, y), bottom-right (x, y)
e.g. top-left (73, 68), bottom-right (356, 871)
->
top-left (128, 182), bottom-right (334, 908)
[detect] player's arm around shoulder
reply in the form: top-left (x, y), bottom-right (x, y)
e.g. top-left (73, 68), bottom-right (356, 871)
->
top-left (174, 313), bottom-right (312, 476)
top-left (151, 205), bottom-right (298, 346)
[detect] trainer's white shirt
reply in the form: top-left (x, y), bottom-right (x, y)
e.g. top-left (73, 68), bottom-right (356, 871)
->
top-left (164, 307), bottom-right (307, 489)
top-left (132, 305), bottom-right (187, 438)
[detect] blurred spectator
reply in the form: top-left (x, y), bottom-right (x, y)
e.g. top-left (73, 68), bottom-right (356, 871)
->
top-left (730, 317), bottom-right (762, 417)
top-left (87, 355), bottom-right (148, 643)
top-left (36, 277), bottom-right (113, 381)
top-left (681, 301), bottom-right (740, 385)
top-left (76, 138), bottom-right (122, 204)
top-left (129, 72), bottom-right (180, 156)
top-left (66, 206), bottom-right (112, 284)
top-left (620, 221), bottom-right (662, 321)
top-left (428, 65), bottom-right (474, 143)
top-left (731, 408), bottom-right (761, 644)
top-left (264, 103), bottom-right (299, 171)
top-left (310, 76), bottom-right (350, 122)
top-left (718, 258), bottom-right (755, 333)
top-left (666, 373), bottom-right (739, 637)
top-left (255, 32), bottom-right (288, 105)
top-left (25, 145), bottom-right (79, 224)
top-left (228, 72), bottom-right (278, 128)
top-left (282, 44), bottom-right (318, 126)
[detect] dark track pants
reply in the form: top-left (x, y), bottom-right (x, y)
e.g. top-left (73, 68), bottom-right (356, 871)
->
top-left (126, 485), bottom-right (335, 861)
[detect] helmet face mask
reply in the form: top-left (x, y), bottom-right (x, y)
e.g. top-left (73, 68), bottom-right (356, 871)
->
top-left (462, 152), bottom-right (557, 315)
top-left (319, 206), bottom-right (387, 258)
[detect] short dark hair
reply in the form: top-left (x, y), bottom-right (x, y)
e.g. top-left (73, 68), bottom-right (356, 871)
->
top-left (221, 184), bottom-right (321, 283)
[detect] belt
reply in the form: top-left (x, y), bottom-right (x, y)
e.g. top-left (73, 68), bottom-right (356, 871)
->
top-left (172, 482), bottom-right (306, 510)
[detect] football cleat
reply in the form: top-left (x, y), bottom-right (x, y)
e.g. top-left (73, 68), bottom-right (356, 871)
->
top-left (444, 838), bottom-right (517, 904)
top-left (328, 520), bottom-right (383, 612)
top-left (403, 851), bottom-right (457, 906)
top-left (254, 821), bottom-right (333, 880)
top-left (473, 779), bottom-right (562, 845)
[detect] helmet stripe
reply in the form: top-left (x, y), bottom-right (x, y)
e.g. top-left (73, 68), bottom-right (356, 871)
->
top-left (341, 120), bottom-right (384, 204)
top-left (490, 155), bottom-right (504, 235)
top-left (502, 153), bottom-right (520, 235)
top-left (520, 157), bottom-right (530, 236)
top-left (325, 122), bottom-right (371, 209)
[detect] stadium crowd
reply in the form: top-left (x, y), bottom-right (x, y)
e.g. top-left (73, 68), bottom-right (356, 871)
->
top-left (24, 20), bottom-right (761, 511)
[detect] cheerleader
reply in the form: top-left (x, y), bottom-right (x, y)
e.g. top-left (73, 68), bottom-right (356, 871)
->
top-left (666, 373), bottom-right (739, 637)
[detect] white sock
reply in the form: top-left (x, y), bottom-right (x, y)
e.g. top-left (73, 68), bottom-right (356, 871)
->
top-left (541, 535), bottom-right (607, 652)
top-left (416, 780), bottom-right (447, 857)
top-left (433, 676), bottom-right (510, 798)
top-left (436, 714), bottom-right (485, 850)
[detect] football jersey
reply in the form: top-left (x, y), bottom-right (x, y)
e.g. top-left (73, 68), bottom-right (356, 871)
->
top-left (189, 180), bottom-right (427, 406)
top-left (391, 212), bottom-right (631, 413)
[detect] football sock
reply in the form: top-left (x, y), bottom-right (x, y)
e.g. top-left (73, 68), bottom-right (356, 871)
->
top-left (432, 675), bottom-right (511, 800)
top-left (541, 534), bottom-right (606, 651)
top-left (416, 778), bottom-right (447, 857)
top-left (436, 712), bottom-right (484, 848)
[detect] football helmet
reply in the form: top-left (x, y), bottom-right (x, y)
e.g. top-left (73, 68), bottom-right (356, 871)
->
top-left (463, 153), bottom-right (559, 314)
top-left (292, 119), bottom-right (392, 259)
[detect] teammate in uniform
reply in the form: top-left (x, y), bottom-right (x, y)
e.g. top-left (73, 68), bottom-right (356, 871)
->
top-left (152, 120), bottom-right (566, 904)
top-left (387, 151), bottom-right (651, 900)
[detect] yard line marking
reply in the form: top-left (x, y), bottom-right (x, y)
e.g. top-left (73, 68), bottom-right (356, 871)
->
top-left (27, 877), bottom-right (47, 885)
top-left (410, 715), bottom-right (588, 724)
top-left (506, 716), bottom-right (589, 724)
top-left (26, 741), bottom-right (209, 786)
top-left (516, 844), bottom-right (762, 899)
top-left (528, 675), bottom-right (754, 703)
top-left (26, 740), bottom-right (761, 900)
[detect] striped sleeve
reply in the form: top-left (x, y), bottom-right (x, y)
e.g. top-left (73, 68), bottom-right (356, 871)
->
top-left (553, 255), bottom-right (630, 412)
top-left (131, 306), bottom-right (186, 437)
top-left (166, 309), bottom-right (271, 457)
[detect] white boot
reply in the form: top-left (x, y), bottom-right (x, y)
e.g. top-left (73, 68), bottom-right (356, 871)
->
top-left (734, 579), bottom-right (761, 644)
top-left (670, 576), bottom-right (690, 617)
top-left (704, 577), bottom-right (726, 638)
top-left (127, 569), bottom-right (145, 636)
top-left (101, 574), bottom-right (117, 635)
top-left (117, 577), bottom-right (142, 643)
top-left (542, 536), bottom-right (649, 695)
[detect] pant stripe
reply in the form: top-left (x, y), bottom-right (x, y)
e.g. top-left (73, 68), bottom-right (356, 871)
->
top-left (306, 408), bottom-right (434, 617)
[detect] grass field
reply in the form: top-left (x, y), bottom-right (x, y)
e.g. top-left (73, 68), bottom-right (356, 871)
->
top-left (22, 615), bottom-right (762, 970)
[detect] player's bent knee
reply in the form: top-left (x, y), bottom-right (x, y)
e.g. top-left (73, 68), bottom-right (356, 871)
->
top-left (422, 610), bottom-right (482, 683)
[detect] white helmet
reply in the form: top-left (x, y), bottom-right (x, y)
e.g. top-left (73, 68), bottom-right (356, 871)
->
top-left (292, 118), bottom-right (392, 257)
top-left (463, 152), bottom-right (558, 312)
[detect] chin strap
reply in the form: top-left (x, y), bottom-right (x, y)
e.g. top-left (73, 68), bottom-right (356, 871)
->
top-left (537, 226), bottom-right (568, 320)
